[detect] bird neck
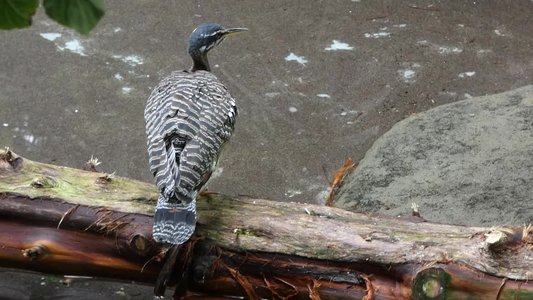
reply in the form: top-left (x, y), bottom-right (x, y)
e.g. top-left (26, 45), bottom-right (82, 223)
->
top-left (190, 51), bottom-right (210, 72)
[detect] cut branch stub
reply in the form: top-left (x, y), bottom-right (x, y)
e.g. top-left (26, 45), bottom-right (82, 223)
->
top-left (411, 267), bottom-right (450, 300)
top-left (410, 264), bottom-right (533, 300)
top-left (22, 244), bottom-right (48, 260)
top-left (130, 234), bottom-right (152, 256)
top-left (0, 149), bottom-right (23, 173)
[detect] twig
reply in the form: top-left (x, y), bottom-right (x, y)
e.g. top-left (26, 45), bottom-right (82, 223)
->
top-left (362, 274), bottom-right (375, 300)
top-left (57, 204), bottom-right (80, 229)
top-left (496, 278), bottom-right (507, 300)
top-left (365, 15), bottom-right (390, 21)
top-left (272, 276), bottom-right (299, 299)
top-left (227, 266), bottom-right (259, 300)
top-left (307, 279), bottom-right (322, 300)
top-left (84, 210), bottom-right (112, 231)
top-left (263, 276), bottom-right (298, 300)
top-left (406, 4), bottom-right (440, 11)
top-left (325, 158), bottom-right (356, 206)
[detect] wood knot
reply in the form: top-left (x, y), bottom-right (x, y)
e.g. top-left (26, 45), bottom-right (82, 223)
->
top-left (83, 155), bottom-right (101, 172)
top-left (130, 234), bottom-right (152, 256)
top-left (484, 227), bottom-right (522, 252)
top-left (412, 267), bottom-right (451, 300)
top-left (522, 224), bottom-right (533, 245)
top-left (96, 172), bottom-right (115, 184)
top-left (31, 176), bottom-right (59, 188)
top-left (22, 244), bottom-right (48, 260)
top-left (485, 230), bottom-right (509, 250)
top-left (0, 149), bottom-right (23, 173)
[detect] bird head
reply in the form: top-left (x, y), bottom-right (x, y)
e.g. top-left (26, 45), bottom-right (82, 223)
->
top-left (188, 23), bottom-right (248, 57)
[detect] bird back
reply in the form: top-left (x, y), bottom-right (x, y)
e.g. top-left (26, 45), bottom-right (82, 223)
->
top-left (145, 70), bottom-right (237, 244)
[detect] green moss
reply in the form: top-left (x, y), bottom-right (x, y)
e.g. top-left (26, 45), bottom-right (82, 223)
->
top-left (500, 289), bottom-right (533, 300)
top-left (233, 228), bottom-right (261, 237)
top-left (306, 246), bottom-right (339, 259)
top-left (0, 150), bottom-right (158, 215)
top-left (312, 247), bottom-right (331, 258)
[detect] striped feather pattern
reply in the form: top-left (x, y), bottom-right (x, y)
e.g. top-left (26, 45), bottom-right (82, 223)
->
top-left (145, 70), bottom-right (237, 244)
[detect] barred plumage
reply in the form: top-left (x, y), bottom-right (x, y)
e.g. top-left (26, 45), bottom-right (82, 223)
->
top-left (144, 23), bottom-right (245, 245)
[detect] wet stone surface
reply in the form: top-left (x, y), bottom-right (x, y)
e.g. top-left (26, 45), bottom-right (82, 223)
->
top-left (336, 86), bottom-right (533, 226)
top-left (1, 1), bottom-right (532, 206)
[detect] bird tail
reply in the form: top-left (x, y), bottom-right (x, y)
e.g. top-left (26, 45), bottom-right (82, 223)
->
top-left (153, 193), bottom-right (197, 245)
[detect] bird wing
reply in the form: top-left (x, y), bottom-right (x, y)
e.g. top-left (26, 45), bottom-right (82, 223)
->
top-left (144, 70), bottom-right (237, 244)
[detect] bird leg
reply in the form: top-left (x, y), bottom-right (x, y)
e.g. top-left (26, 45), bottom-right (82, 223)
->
top-left (154, 244), bottom-right (181, 297)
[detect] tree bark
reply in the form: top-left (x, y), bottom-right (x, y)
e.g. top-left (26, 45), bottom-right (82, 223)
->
top-left (0, 150), bottom-right (532, 299)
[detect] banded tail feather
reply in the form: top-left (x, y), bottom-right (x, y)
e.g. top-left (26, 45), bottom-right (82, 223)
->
top-left (153, 194), bottom-right (197, 244)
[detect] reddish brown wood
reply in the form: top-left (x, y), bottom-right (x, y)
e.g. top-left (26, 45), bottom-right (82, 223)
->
top-left (0, 219), bottom-right (160, 282)
top-left (1, 151), bottom-right (533, 299)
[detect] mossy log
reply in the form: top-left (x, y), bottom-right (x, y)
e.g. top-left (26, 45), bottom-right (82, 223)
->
top-left (0, 150), bottom-right (532, 299)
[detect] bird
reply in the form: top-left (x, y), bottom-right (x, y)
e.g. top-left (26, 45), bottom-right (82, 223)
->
top-left (145, 23), bottom-right (246, 247)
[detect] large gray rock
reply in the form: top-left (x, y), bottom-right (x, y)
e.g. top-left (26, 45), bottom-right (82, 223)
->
top-left (336, 86), bottom-right (533, 226)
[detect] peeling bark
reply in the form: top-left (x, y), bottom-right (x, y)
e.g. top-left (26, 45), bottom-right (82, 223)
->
top-left (0, 150), bottom-right (532, 299)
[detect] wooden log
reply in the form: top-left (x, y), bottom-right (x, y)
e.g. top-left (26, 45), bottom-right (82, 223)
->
top-left (0, 150), bottom-right (532, 299)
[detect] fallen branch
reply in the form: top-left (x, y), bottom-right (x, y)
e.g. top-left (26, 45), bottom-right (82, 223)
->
top-left (0, 150), bottom-right (532, 299)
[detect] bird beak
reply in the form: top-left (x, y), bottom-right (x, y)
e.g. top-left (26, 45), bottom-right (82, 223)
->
top-left (221, 27), bottom-right (248, 37)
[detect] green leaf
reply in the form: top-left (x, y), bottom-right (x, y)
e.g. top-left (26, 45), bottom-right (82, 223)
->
top-left (43, 0), bottom-right (104, 35)
top-left (0, 0), bottom-right (38, 30)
